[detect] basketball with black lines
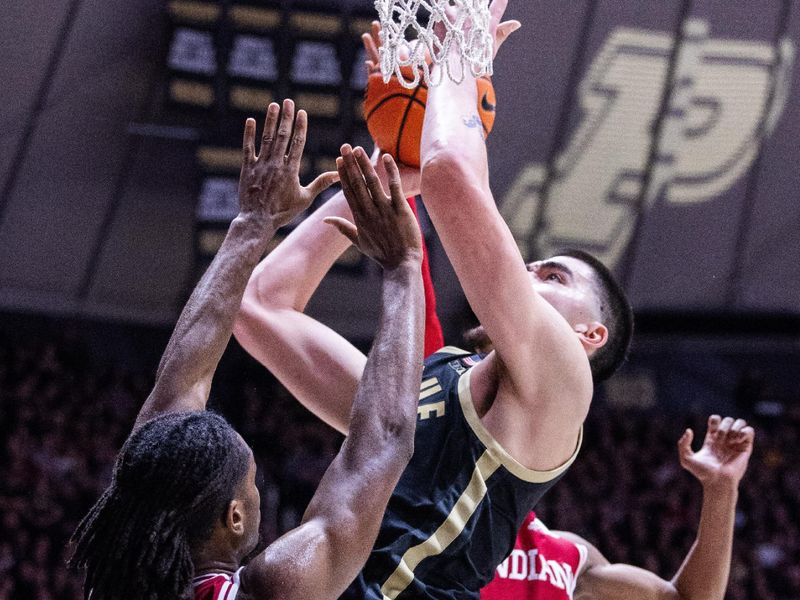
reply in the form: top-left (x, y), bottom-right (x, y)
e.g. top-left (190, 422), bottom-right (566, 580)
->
top-left (364, 66), bottom-right (497, 168)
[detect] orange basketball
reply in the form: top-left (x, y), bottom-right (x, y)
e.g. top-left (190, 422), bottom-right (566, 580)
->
top-left (364, 67), bottom-right (497, 168)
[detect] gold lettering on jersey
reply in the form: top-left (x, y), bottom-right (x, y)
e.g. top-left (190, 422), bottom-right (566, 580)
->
top-left (419, 385), bottom-right (442, 401)
top-left (419, 378), bottom-right (442, 401)
top-left (420, 377), bottom-right (439, 390)
top-left (417, 401), bottom-right (445, 420)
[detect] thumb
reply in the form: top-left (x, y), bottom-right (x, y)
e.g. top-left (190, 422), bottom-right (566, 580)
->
top-left (323, 217), bottom-right (359, 246)
top-left (677, 428), bottom-right (694, 463)
top-left (496, 20), bottom-right (521, 46)
top-left (306, 171), bottom-right (340, 199)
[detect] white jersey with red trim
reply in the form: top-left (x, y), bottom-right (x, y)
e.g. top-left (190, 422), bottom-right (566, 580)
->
top-left (193, 567), bottom-right (242, 600)
top-left (481, 512), bottom-right (588, 600)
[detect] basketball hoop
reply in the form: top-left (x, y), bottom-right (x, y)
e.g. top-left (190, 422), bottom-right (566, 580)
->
top-left (374, 0), bottom-right (493, 88)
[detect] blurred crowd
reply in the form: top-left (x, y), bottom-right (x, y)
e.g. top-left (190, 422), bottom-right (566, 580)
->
top-left (535, 410), bottom-right (800, 599)
top-left (1, 328), bottom-right (798, 599)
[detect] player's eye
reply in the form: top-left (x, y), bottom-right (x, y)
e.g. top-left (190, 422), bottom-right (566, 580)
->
top-left (545, 272), bottom-right (562, 283)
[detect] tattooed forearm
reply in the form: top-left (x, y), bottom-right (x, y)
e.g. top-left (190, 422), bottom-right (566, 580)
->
top-left (462, 114), bottom-right (482, 129)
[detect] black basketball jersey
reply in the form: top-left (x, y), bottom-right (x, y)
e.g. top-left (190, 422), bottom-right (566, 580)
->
top-left (342, 347), bottom-right (582, 600)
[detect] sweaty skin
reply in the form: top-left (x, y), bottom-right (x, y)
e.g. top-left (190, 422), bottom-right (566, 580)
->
top-left (230, 13), bottom-right (619, 598)
top-left (236, 1), bottom-right (602, 487)
top-left (417, 0), bottom-right (605, 473)
top-left (123, 99), bottom-right (427, 600)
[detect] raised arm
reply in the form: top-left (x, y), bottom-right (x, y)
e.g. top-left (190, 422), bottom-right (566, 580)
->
top-left (134, 100), bottom-right (336, 429)
top-left (233, 26), bottom-right (421, 433)
top-left (567, 415), bottom-right (755, 600)
top-left (242, 149), bottom-right (425, 600)
top-left (233, 149), bottom-right (420, 433)
top-left (419, 1), bottom-right (590, 466)
top-left (233, 188), bottom-right (365, 433)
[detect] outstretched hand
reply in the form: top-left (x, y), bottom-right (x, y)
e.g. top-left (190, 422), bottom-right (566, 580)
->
top-left (488, 0), bottom-right (521, 59)
top-left (324, 145), bottom-right (422, 269)
top-left (240, 99), bottom-right (339, 229)
top-left (361, 21), bottom-right (383, 75)
top-left (363, 19), bottom-right (432, 72)
top-left (678, 415), bottom-right (755, 490)
top-left (432, 0), bottom-right (520, 60)
top-left (361, 23), bottom-right (422, 191)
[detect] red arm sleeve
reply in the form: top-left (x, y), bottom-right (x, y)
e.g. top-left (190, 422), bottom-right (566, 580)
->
top-left (408, 196), bottom-right (444, 357)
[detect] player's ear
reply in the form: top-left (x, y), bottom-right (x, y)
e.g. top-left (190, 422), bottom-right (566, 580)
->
top-left (226, 500), bottom-right (245, 536)
top-left (574, 322), bottom-right (608, 353)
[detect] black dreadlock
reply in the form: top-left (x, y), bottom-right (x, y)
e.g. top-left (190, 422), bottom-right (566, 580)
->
top-left (69, 411), bottom-right (250, 600)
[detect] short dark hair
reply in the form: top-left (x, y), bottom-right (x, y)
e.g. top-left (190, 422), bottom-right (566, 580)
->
top-left (69, 411), bottom-right (250, 600)
top-left (557, 249), bottom-right (634, 382)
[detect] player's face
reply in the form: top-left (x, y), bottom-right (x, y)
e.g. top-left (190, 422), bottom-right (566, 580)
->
top-left (526, 256), bottom-right (602, 330)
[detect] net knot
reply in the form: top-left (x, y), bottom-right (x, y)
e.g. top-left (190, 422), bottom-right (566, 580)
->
top-left (375, 0), bottom-right (493, 88)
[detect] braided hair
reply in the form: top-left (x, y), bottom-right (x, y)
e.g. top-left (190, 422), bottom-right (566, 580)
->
top-left (69, 411), bottom-right (251, 600)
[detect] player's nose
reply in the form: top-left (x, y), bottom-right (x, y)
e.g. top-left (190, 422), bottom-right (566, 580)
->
top-left (526, 261), bottom-right (542, 273)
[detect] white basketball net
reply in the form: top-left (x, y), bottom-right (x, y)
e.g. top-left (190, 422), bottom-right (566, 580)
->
top-left (374, 0), bottom-right (493, 88)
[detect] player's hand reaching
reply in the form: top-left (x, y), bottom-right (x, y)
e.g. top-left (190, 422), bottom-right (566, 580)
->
top-left (240, 99), bottom-right (339, 229)
top-left (370, 146), bottom-right (421, 198)
top-left (678, 415), bottom-right (755, 490)
top-left (361, 20), bottom-right (383, 76)
top-left (488, 0), bottom-right (521, 59)
top-left (324, 145), bottom-right (422, 269)
top-left (362, 23), bottom-right (422, 192)
top-left (432, 0), bottom-right (520, 59)
top-left (362, 19), bottom-right (431, 73)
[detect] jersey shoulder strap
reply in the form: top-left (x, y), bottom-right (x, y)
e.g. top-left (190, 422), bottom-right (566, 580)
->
top-left (193, 568), bottom-right (242, 600)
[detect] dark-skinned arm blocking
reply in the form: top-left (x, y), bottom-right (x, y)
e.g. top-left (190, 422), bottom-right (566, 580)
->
top-left (134, 101), bottom-right (337, 430)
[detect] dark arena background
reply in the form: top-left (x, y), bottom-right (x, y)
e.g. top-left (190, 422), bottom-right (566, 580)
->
top-left (2, 1), bottom-right (800, 598)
